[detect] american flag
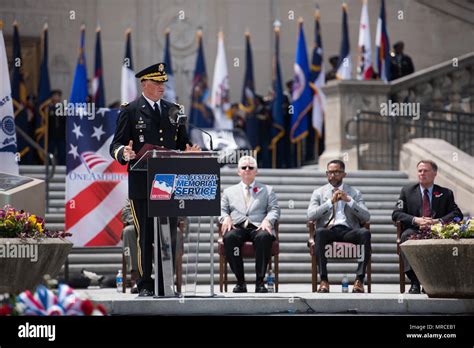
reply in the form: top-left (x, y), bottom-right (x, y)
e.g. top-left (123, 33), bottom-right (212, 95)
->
top-left (81, 151), bottom-right (108, 172)
top-left (65, 108), bottom-right (128, 246)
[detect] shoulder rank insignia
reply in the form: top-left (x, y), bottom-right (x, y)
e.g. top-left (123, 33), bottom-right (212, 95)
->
top-left (120, 102), bottom-right (129, 109)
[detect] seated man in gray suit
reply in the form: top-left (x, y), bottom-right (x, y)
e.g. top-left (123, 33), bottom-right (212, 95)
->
top-left (307, 160), bottom-right (371, 293)
top-left (220, 155), bottom-right (280, 293)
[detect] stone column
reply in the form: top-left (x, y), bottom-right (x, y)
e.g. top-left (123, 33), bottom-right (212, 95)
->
top-left (466, 64), bottom-right (474, 113)
top-left (319, 80), bottom-right (390, 171)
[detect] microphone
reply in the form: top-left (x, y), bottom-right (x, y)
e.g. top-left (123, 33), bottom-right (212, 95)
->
top-left (167, 104), bottom-right (214, 150)
top-left (188, 123), bottom-right (214, 151)
top-left (168, 104), bottom-right (188, 126)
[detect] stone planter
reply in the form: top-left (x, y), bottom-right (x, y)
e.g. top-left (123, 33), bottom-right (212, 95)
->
top-left (0, 238), bottom-right (73, 293)
top-left (400, 239), bottom-right (474, 298)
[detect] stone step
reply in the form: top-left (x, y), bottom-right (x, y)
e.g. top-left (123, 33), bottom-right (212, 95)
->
top-left (43, 200), bottom-right (399, 212)
top-left (186, 215), bottom-right (396, 225)
top-left (20, 165), bottom-right (67, 174)
top-left (177, 242), bottom-right (398, 254)
top-left (278, 193), bottom-right (400, 202)
top-left (183, 233), bottom-right (397, 244)
top-left (46, 214), bottom-right (396, 224)
top-left (272, 209), bottom-right (395, 216)
top-left (66, 250), bottom-right (399, 264)
top-left (66, 259), bottom-right (400, 273)
top-left (18, 164), bottom-right (408, 286)
top-left (21, 176), bottom-right (408, 193)
top-left (45, 182), bottom-right (404, 199)
top-left (43, 204), bottom-right (396, 217)
top-left (219, 177), bottom-right (410, 186)
top-left (60, 265), bottom-right (402, 283)
top-left (23, 171), bottom-right (409, 184)
top-left (20, 165), bottom-right (407, 178)
top-left (260, 186), bottom-right (404, 194)
top-left (70, 247), bottom-right (122, 254)
top-left (220, 168), bottom-right (408, 178)
top-left (180, 262), bottom-right (401, 273)
top-left (186, 223), bottom-right (397, 234)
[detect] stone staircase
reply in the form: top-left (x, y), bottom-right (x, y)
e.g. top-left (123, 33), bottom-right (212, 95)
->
top-left (19, 165), bottom-right (410, 285)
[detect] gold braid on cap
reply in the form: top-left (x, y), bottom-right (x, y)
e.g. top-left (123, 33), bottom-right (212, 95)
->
top-left (140, 72), bottom-right (168, 82)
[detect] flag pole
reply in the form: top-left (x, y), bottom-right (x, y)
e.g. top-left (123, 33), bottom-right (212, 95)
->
top-left (272, 145), bottom-right (276, 169)
top-left (297, 141), bottom-right (302, 167)
top-left (43, 23), bottom-right (49, 157)
top-left (315, 131), bottom-right (319, 160)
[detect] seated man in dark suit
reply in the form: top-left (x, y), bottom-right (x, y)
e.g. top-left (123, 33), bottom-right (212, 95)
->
top-left (307, 160), bottom-right (371, 293)
top-left (220, 155), bottom-right (280, 293)
top-left (392, 160), bottom-right (463, 294)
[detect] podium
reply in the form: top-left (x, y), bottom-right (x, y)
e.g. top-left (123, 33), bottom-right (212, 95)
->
top-left (0, 173), bottom-right (45, 217)
top-left (131, 148), bottom-right (220, 297)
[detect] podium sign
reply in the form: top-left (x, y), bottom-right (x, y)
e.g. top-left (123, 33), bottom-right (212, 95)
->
top-left (147, 157), bottom-right (220, 217)
top-left (132, 149), bottom-right (220, 297)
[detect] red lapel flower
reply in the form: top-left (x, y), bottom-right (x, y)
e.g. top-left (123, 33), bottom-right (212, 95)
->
top-left (253, 187), bottom-right (259, 193)
top-left (433, 192), bottom-right (443, 198)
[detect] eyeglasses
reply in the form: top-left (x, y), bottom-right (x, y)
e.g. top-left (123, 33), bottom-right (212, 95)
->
top-left (240, 166), bottom-right (255, 170)
top-left (326, 170), bottom-right (344, 176)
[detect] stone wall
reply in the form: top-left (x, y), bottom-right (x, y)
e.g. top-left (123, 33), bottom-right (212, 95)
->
top-left (1, 0), bottom-right (473, 112)
top-left (399, 138), bottom-right (473, 215)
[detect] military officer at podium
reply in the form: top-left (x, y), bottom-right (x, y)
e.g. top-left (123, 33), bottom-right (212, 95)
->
top-left (110, 62), bottom-right (200, 297)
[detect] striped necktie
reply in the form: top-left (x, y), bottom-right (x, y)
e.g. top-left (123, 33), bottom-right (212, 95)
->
top-left (325, 187), bottom-right (338, 228)
top-left (244, 185), bottom-right (251, 208)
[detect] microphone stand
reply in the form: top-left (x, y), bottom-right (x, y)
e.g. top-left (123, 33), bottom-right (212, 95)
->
top-left (188, 123), bottom-right (214, 151)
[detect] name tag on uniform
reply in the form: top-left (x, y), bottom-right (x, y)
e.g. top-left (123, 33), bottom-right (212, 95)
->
top-left (136, 124), bottom-right (146, 129)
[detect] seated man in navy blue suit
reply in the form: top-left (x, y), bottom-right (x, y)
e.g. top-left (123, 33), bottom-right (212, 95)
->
top-left (392, 160), bottom-right (463, 294)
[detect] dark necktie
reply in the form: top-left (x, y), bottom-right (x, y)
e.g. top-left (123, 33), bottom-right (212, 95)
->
top-left (153, 102), bottom-right (161, 117)
top-left (325, 188), bottom-right (338, 228)
top-left (422, 189), bottom-right (431, 217)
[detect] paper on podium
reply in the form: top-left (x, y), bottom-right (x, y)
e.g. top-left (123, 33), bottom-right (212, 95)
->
top-left (131, 144), bottom-right (179, 171)
top-left (131, 144), bottom-right (219, 171)
top-left (135, 143), bottom-right (168, 159)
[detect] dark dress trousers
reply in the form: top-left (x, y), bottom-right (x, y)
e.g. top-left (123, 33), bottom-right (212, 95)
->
top-left (110, 95), bottom-right (191, 294)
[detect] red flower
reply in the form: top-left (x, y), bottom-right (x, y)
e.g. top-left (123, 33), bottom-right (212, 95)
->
top-left (96, 304), bottom-right (107, 315)
top-left (80, 299), bottom-right (94, 316)
top-left (253, 187), bottom-right (259, 193)
top-left (0, 304), bottom-right (12, 316)
top-left (433, 192), bottom-right (440, 195)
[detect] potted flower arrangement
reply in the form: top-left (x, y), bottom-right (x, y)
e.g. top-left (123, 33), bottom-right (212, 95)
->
top-left (427, 217), bottom-right (474, 239)
top-left (401, 217), bottom-right (474, 298)
top-left (0, 205), bottom-right (73, 293)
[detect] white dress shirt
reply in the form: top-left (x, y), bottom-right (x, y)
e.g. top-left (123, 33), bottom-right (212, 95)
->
top-left (324, 183), bottom-right (354, 227)
top-left (142, 93), bottom-right (161, 113)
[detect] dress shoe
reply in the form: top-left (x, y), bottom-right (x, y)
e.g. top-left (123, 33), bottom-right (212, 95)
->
top-left (352, 279), bottom-right (365, 293)
top-left (255, 283), bottom-right (268, 293)
top-left (317, 280), bottom-right (330, 293)
top-left (130, 284), bottom-right (139, 294)
top-left (233, 283), bottom-right (247, 293)
top-left (138, 288), bottom-right (154, 297)
top-left (408, 283), bottom-right (421, 294)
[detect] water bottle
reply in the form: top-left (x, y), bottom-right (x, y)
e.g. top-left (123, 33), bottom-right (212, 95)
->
top-left (266, 270), bottom-right (275, 293)
top-left (116, 270), bottom-right (123, 293)
top-left (342, 274), bottom-right (349, 293)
